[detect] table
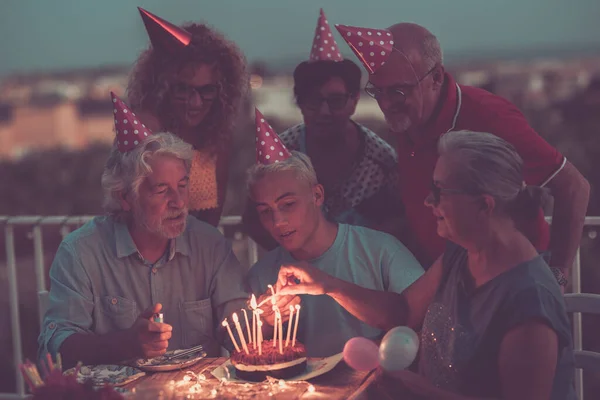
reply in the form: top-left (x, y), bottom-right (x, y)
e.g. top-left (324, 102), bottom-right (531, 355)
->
top-left (123, 357), bottom-right (381, 399)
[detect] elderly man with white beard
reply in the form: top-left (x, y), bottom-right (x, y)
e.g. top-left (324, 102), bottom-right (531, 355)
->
top-left (38, 93), bottom-right (248, 368)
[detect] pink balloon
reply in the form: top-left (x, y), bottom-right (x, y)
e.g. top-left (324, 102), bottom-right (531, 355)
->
top-left (343, 337), bottom-right (380, 371)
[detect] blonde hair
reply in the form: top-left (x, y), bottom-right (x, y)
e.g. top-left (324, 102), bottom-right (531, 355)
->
top-left (246, 151), bottom-right (318, 194)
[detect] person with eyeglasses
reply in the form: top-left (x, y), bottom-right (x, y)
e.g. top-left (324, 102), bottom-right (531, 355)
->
top-left (336, 22), bottom-right (589, 290)
top-left (243, 10), bottom-right (405, 251)
top-left (127, 8), bottom-right (248, 227)
top-left (278, 131), bottom-right (575, 400)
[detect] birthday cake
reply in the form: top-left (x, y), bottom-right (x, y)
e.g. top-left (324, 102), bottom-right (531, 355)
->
top-left (230, 340), bottom-right (307, 382)
top-left (225, 291), bottom-right (305, 382)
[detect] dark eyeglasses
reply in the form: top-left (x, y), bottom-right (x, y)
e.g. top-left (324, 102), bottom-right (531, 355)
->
top-left (300, 93), bottom-right (352, 112)
top-left (171, 82), bottom-right (219, 102)
top-left (364, 65), bottom-right (437, 103)
top-left (430, 180), bottom-right (471, 204)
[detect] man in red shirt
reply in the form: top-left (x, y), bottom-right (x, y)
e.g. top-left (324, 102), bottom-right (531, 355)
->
top-left (336, 22), bottom-right (589, 289)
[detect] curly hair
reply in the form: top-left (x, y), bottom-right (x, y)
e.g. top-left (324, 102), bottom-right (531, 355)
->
top-left (126, 22), bottom-right (248, 150)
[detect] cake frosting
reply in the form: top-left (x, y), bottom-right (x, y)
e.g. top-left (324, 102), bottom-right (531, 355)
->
top-left (230, 340), bottom-right (307, 381)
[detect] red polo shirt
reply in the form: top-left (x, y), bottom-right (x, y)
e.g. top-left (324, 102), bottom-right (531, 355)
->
top-left (397, 73), bottom-right (565, 268)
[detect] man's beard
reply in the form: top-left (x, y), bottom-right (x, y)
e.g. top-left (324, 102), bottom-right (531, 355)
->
top-left (385, 112), bottom-right (413, 134)
top-left (134, 207), bottom-right (189, 239)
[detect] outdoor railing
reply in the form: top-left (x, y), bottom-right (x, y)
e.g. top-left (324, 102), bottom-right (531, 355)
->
top-left (0, 215), bottom-right (596, 399)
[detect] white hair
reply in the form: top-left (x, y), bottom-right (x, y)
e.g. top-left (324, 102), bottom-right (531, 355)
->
top-left (422, 34), bottom-right (443, 70)
top-left (246, 151), bottom-right (318, 194)
top-left (438, 130), bottom-right (545, 221)
top-left (101, 132), bottom-right (194, 221)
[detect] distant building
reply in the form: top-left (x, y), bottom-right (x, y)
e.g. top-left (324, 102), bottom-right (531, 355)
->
top-left (2, 57), bottom-right (600, 159)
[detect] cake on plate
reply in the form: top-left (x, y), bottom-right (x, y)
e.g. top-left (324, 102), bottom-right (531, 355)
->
top-left (230, 340), bottom-right (307, 382)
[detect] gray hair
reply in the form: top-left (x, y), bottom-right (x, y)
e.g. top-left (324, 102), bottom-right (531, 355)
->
top-left (101, 132), bottom-right (194, 220)
top-left (390, 23), bottom-right (443, 72)
top-left (246, 151), bottom-right (318, 195)
top-left (421, 33), bottom-right (443, 71)
top-left (438, 130), bottom-right (545, 221)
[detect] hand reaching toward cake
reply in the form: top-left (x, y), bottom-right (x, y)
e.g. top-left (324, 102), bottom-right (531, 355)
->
top-left (275, 261), bottom-right (333, 296)
top-left (257, 292), bottom-right (300, 326)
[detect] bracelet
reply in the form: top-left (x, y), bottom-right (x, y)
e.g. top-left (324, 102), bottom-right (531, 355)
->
top-left (550, 267), bottom-right (568, 287)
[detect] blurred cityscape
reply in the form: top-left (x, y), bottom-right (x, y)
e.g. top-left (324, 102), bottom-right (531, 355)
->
top-left (2, 55), bottom-right (600, 159)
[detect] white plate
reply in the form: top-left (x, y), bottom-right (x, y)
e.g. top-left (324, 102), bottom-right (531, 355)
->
top-left (211, 352), bottom-right (344, 382)
top-left (134, 349), bottom-right (207, 372)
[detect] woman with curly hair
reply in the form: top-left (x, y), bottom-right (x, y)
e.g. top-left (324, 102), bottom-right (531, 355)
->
top-left (127, 8), bottom-right (248, 226)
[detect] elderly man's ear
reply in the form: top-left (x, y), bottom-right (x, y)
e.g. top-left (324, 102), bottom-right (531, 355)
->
top-left (119, 191), bottom-right (133, 212)
top-left (432, 65), bottom-right (445, 89)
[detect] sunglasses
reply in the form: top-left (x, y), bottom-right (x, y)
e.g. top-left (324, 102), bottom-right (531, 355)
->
top-left (300, 93), bottom-right (352, 112)
top-left (364, 65), bottom-right (437, 103)
top-left (171, 82), bottom-right (219, 102)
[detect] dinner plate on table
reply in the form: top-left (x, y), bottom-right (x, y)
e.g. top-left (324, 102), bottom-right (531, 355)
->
top-left (63, 364), bottom-right (146, 387)
top-left (134, 349), bottom-right (207, 372)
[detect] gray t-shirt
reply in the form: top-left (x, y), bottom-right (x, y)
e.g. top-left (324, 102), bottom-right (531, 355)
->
top-left (419, 242), bottom-right (575, 399)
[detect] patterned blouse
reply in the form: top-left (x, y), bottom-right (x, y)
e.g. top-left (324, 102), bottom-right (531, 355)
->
top-left (279, 122), bottom-right (401, 229)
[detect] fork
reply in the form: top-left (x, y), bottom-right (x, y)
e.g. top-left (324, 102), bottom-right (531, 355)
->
top-left (165, 345), bottom-right (205, 361)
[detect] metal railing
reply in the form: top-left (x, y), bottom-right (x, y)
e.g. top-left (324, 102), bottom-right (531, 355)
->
top-left (0, 215), bottom-right (258, 399)
top-left (0, 215), bottom-right (596, 399)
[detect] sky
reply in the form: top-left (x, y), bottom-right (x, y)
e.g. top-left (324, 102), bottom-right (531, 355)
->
top-left (1, 0), bottom-right (600, 77)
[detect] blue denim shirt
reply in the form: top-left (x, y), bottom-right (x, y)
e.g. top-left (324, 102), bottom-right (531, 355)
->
top-left (38, 216), bottom-right (249, 360)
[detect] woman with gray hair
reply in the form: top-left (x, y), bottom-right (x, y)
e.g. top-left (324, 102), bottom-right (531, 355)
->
top-left (279, 130), bottom-right (575, 399)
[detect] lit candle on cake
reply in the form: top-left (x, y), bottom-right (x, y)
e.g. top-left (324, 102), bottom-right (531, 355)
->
top-left (292, 304), bottom-right (301, 346)
top-left (242, 309), bottom-right (252, 345)
top-left (222, 319), bottom-right (241, 353)
top-left (285, 304), bottom-right (294, 347)
top-left (250, 295), bottom-right (258, 348)
top-left (232, 313), bottom-right (249, 354)
top-left (256, 284), bottom-right (278, 308)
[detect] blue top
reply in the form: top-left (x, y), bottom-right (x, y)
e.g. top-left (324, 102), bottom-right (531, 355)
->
top-left (246, 223), bottom-right (424, 357)
top-left (38, 216), bottom-right (249, 360)
top-left (419, 242), bottom-right (576, 399)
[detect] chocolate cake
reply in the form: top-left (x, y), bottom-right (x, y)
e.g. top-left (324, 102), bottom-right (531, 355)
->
top-left (230, 340), bottom-right (307, 382)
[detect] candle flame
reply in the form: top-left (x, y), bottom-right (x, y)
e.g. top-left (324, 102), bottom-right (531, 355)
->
top-left (295, 304), bottom-right (301, 310)
top-left (289, 305), bottom-right (294, 312)
top-left (250, 294), bottom-right (257, 309)
top-left (222, 319), bottom-right (228, 327)
top-left (232, 312), bottom-right (239, 323)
